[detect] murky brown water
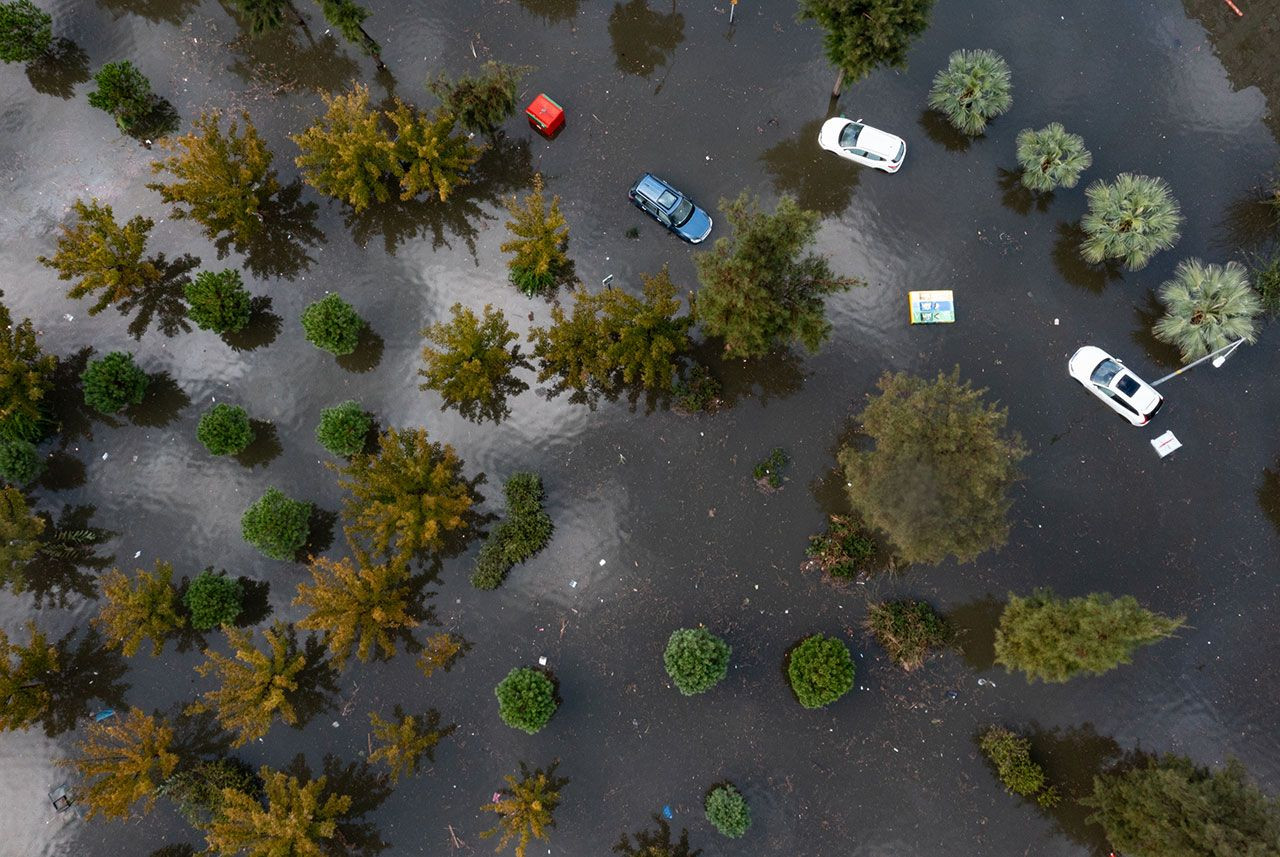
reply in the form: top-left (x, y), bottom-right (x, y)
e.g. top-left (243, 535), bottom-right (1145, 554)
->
top-left (2, 0), bottom-right (1278, 855)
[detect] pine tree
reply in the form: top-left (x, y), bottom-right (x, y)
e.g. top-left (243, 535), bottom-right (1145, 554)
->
top-left (65, 707), bottom-right (178, 819)
top-left (0, 0), bottom-right (52, 63)
top-left (86, 60), bottom-right (157, 132)
top-left (694, 193), bottom-right (859, 358)
top-left (294, 548), bottom-right (418, 666)
top-left (317, 0), bottom-right (385, 70)
top-left (367, 708), bottom-right (450, 783)
top-left (229, 0), bottom-right (301, 35)
top-left (1152, 259), bottom-right (1262, 362)
top-left (148, 111), bottom-right (279, 246)
top-left (419, 303), bottom-right (525, 422)
top-left (0, 297), bottom-right (56, 443)
top-left (189, 622), bottom-right (310, 746)
top-left (386, 102), bottom-right (480, 202)
top-left (415, 631), bottom-right (466, 679)
top-left (330, 427), bottom-right (474, 562)
top-left (1015, 123), bottom-right (1092, 192)
top-left (428, 60), bottom-right (531, 138)
top-left (93, 560), bottom-right (185, 657)
top-left (994, 589), bottom-right (1183, 683)
top-left (80, 350), bottom-right (149, 414)
top-left (839, 369), bottom-right (1027, 565)
top-left (291, 83), bottom-right (396, 212)
top-left (797, 0), bottom-right (935, 96)
top-left (204, 767), bottom-right (351, 857)
top-left (0, 486), bottom-right (43, 590)
top-left (38, 198), bottom-right (159, 314)
top-left (481, 761), bottom-right (568, 857)
top-left (501, 173), bottom-right (570, 296)
top-left (1083, 755), bottom-right (1280, 857)
top-left (0, 621), bottom-right (58, 730)
top-left (184, 269), bottom-right (254, 334)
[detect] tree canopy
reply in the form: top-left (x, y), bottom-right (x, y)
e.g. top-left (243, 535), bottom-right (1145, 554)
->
top-left (294, 548), bottom-right (418, 666)
top-left (0, 0), bottom-right (52, 64)
top-left (481, 761), bottom-right (568, 857)
top-left (189, 622), bottom-right (310, 746)
top-left (93, 560), bottom-right (185, 657)
top-left (428, 60), bottom-right (531, 137)
top-left (204, 767), bottom-right (351, 857)
top-left (38, 198), bottom-right (159, 314)
top-left (419, 302), bottom-right (526, 422)
top-left (0, 297), bottom-right (56, 442)
top-left (66, 707), bottom-right (178, 819)
top-left (367, 708), bottom-right (450, 783)
top-left (796, 0), bottom-right (934, 95)
top-left (0, 621), bottom-right (58, 730)
top-left (501, 173), bottom-right (570, 296)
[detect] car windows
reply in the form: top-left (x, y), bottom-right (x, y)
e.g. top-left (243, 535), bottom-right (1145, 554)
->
top-left (894, 142), bottom-right (905, 162)
top-left (848, 148), bottom-right (868, 158)
top-left (1090, 359), bottom-right (1122, 385)
top-left (656, 190), bottom-right (678, 209)
top-left (838, 123), bottom-right (862, 148)
top-left (1115, 374), bottom-right (1140, 397)
top-left (864, 151), bottom-right (884, 162)
top-left (672, 198), bottom-right (694, 227)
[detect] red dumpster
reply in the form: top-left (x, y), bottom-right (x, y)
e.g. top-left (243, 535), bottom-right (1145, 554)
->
top-left (526, 93), bottom-right (565, 138)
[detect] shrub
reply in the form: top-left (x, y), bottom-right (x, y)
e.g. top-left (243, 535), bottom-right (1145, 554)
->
top-left (1152, 259), bottom-right (1262, 362)
top-left (159, 757), bottom-right (260, 827)
top-left (301, 293), bottom-right (364, 356)
top-left (183, 569), bottom-right (245, 630)
top-left (663, 628), bottom-right (731, 696)
top-left (672, 364), bottom-right (721, 413)
top-left (87, 60), bottom-right (155, 132)
top-left (805, 514), bottom-right (877, 580)
top-left (241, 487), bottom-right (310, 561)
top-left (866, 600), bottom-right (953, 670)
top-left (1080, 173), bottom-right (1183, 270)
top-left (787, 633), bottom-right (854, 709)
top-left (470, 472), bottom-right (552, 590)
top-left (927, 49), bottom-right (1012, 136)
top-left (1015, 123), bottom-right (1092, 192)
top-left (0, 0), bottom-right (53, 64)
top-left (704, 783), bottom-right (751, 838)
top-left (1251, 251), bottom-right (1280, 317)
top-left (979, 726), bottom-right (1060, 808)
top-left (753, 447), bottom-right (788, 490)
top-left (494, 667), bottom-right (557, 734)
top-left (80, 351), bottom-right (149, 414)
top-left (185, 269), bottom-right (253, 334)
top-left (0, 439), bottom-right (43, 484)
top-left (197, 403), bottom-right (254, 456)
top-left (314, 401), bottom-right (370, 457)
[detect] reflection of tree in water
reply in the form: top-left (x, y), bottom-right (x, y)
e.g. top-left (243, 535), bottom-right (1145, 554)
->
top-left (996, 166), bottom-right (1051, 217)
top-left (948, 593), bottom-right (1003, 671)
top-left (614, 815), bottom-right (701, 856)
top-left (1129, 288), bottom-right (1183, 370)
top-left (917, 107), bottom-right (973, 153)
top-left (687, 339), bottom-right (807, 408)
top-left (760, 118), bottom-right (861, 218)
top-left (128, 370), bottom-right (191, 429)
top-left (215, 180), bottom-right (323, 282)
top-left (226, 28), bottom-right (361, 96)
top-left (223, 296), bottom-right (283, 352)
top-left (40, 628), bottom-right (131, 737)
top-left (234, 420), bottom-right (283, 469)
top-left (343, 135), bottom-right (534, 257)
top-left (11, 504), bottom-right (115, 609)
top-left (24, 38), bottom-right (90, 100)
top-left (518, 0), bottom-right (583, 23)
top-left (609, 0), bottom-right (684, 78)
top-left (118, 252), bottom-right (200, 339)
top-left (284, 753), bottom-right (391, 857)
top-left (1216, 184), bottom-right (1279, 252)
top-left (98, 0), bottom-right (202, 24)
top-left (1051, 221), bottom-right (1123, 295)
top-left (1258, 458), bottom-right (1280, 537)
top-left (48, 347), bottom-right (112, 446)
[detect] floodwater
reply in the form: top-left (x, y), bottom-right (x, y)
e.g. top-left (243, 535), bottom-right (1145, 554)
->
top-left (2, 0), bottom-right (1278, 855)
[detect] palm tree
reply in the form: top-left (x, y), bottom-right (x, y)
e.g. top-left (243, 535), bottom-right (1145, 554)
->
top-left (927, 49), bottom-right (1012, 136)
top-left (1015, 123), bottom-right (1092, 192)
top-left (1079, 173), bottom-right (1183, 270)
top-left (1152, 259), bottom-right (1262, 362)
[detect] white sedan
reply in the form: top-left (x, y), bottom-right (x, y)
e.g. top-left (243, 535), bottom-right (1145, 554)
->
top-left (1068, 346), bottom-right (1164, 427)
top-left (817, 117), bottom-right (906, 173)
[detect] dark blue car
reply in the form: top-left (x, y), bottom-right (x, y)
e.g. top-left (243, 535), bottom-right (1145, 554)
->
top-left (627, 173), bottom-right (713, 244)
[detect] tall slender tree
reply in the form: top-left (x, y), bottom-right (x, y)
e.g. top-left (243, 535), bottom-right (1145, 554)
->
top-left (189, 622), bottom-right (310, 746)
top-left (481, 761), bottom-right (569, 857)
top-left (0, 297), bottom-right (56, 442)
top-left (317, 0), bottom-right (384, 70)
top-left (65, 708), bottom-right (178, 819)
top-left (797, 0), bottom-right (935, 96)
top-left (367, 708), bottom-right (450, 783)
top-left (93, 560), bottom-right (186, 657)
top-left (204, 767), bottom-right (351, 857)
top-left (38, 198), bottom-right (159, 314)
top-left (294, 548), bottom-right (418, 666)
top-left (501, 173), bottom-right (570, 296)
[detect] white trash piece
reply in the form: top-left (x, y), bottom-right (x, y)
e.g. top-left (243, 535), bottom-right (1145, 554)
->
top-left (538, 656), bottom-right (548, 666)
top-left (1151, 430), bottom-right (1182, 459)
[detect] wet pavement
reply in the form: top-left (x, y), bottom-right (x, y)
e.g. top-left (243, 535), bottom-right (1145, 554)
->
top-left (1, 0), bottom-right (1278, 855)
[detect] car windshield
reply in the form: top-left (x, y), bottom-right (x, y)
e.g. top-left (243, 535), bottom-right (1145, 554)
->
top-left (894, 142), bottom-right (905, 162)
top-left (672, 198), bottom-right (694, 227)
top-left (839, 123), bottom-right (862, 148)
top-left (1090, 359), bottom-right (1122, 385)
top-left (656, 190), bottom-right (678, 209)
top-left (1115, 374), bottom-right (1141, 397)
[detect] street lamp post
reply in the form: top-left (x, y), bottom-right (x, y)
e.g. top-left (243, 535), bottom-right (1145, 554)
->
top-left (1150, 338), bottom-right (1246, 387)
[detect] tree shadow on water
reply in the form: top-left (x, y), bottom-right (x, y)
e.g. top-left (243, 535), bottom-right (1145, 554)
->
top-left (1129, 289), bottom-right (1182, 370)
top-left (284, 753), bottom-right (390, 857)
top-left (223, 296), bottom-right (282, 352)
top-left (997, 166), bottom-right (1052, 217)
top-left (127, 370), bottom-right (191, 428)
top-left (608, 0), bottom-right (684, 78)
top-left (336, 326), bottom-right (384, 374)
top-left (41, 628), bottom-right (130, 737)
top-left (948, 593), bottom-right (1003, 671)
top-left (19, 504), bottom-right (115, 608)
top-left (688, 340), bottom-right (807, 408)
top-left (614, 815), bottom-right (701, 856)
top-left (1051, 222), bottom-right (1123, 295)
top-left (1215, 187), bottom-right (1278, 253)
top-left (118, 253), bottom-right (199, 340)
top-left (226, 28), bottom-right (361, 96)
top-left (235, 576), bottom-right (272, 626)
top-left (217, 180), bottom-right (323, 282)
top-left (38, 450), bottom-right (86, 491)
top-left (1258, 459), bottom-right (1280, 537)
top-left (24, 38), bottom-right (90, 99)
top-left (48, 347), bottom-right (112, 447)
top-left (918, 108), bottom-right (973, 153)
top-left (234, 419), bottom-right (283, 470)
top-left (518, 0), bottom-right (582, 23)
top-left (300, 506), bottom-right (338, 560)
top-left (760, 118), bottom-right (861, 218)
top-left (98, 0), bottom-right (202, 24)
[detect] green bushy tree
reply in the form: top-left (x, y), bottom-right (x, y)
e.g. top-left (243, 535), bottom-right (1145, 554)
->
top-left (420, 303), bottom-right (525, 422)
top-left (428, 60), bottom-right (531, 137)
top-left (183, 569), bottom-right (244, 630)
top-left (80, 351), bottom-right (148, 414)
top-left (94, 560), bottom-right (185, 656)
top-left (0, 439), bottom-right (42, 484)
top-left (994, 589), bottom-right (1184, 683)
top-left (317, 0), bottom-right (385, 70)
top-left (865, 600), bottom-right (953, 670)
top-left (87, 60), bottom-right (156, 132)
top-left (0, 0), bottom-right (52, 63)
top-left (796, 0), bottom-right (934, 95)
top-left (241, 487), bottom-right (310, 561)
top-left (1152, 259), bottom-right (1262, 362)
top-left (927, 49), bottom-right (1012, 136)
top-left (38, 198), bottom-right (159, 314)
top-left (704, 783), bottom-right (751, 838)
top-left (805, 514), bottom-right (876, 581)
top-left (314, 400), bottom-right (371, 456)
top-left (694, 193), bottom-right (860, 358)
top-left (501, 173), bottom-right (570, 296)
top-left (979, 726), bottom-right (1059, 808)
top-left (0, 298), bottom-right (56, 442)
top-left (1252, 251), bottom-right (1280, 317)
top-left (787, 633), bottom-right (854, 709)
top-left (301, 293), bottom-right (364, 356)
top-left (1080, 173), bottom-right (1183, 270)
top-left (184, 269), bottom-right (253, 334)
top-left (1015, 123), bottom-right (1092, 192)
top-left (839, 369), bottom-right (1026, 566)
top-left (197, 403), bottom-right (254, 456)
top-left (158, 757), bottom-right (260, 828)
top-left (663, 627), bottom-right (730, 696)
top-left (471, 472), bottom-right (552, 590)
top-left (495, 666), bottom-right (557, 734)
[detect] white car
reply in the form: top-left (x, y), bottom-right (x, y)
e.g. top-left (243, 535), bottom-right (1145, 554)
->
top-left (1068, 346), bottom-right (1164, 427)
top-left (817, 117), bottom-right (906, 173)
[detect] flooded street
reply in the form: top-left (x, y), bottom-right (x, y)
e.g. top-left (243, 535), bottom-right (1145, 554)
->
top-left (1, 0), bottom-right (1278, 854)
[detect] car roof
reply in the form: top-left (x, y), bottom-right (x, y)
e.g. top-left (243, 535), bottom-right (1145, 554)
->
top-left (857, 126), bottom-right (902, 158)
top-left (635, 174), bottom-right (670, 202)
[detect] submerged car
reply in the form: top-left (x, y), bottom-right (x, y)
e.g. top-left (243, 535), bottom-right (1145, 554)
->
top-left (628, 173), bottom-right (713, 243)
top-left (817, 117), bottom-right (906, 173)
top-left (1068, 346), bottom-right (1165, 427)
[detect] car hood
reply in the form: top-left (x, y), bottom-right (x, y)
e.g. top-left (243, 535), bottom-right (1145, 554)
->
top-left (858, 126), bottom-right (902, 160)
top-left (817, 118), bottom-right (848, 150)
top-left (675, 206), bottom-right (713, 243)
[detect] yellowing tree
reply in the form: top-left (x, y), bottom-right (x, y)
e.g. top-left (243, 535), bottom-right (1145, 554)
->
top-left (481, 761), bottom-right (568, 857)
top-left (0, 621), bottom-right (57, 730)
top-left (189, 622), bottom-right (308, 746)
top-left (93, 560), bottom-right (186, 656)
top-left (295, 548), bottom-right (418, 667)
top-left (37, 198), bottom-right (160, 314)
top-left (204, 767), bottom-right (351, 857)
top-left (292, 84), bottom-right (395, 212)
top-left (65, 707), bottom-right (177, 819)
top-left (0, 297), bottom-right (57, 442)
top-left (367, 708), bottom-right (450, 784)
top-left (501, 173), bottom-right (570, 296)
top-left (387, 102), bottom-right (480, 202)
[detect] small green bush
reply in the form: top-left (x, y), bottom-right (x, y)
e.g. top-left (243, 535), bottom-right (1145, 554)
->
top-left (805, 514), bottom-right (876, 580)
top-left (185, 269), bottom-right (252, 334)
top-left (470, 472), bottom-right (552, 590)
top-left (197, 403), bottom-right (254, 456)
top-left (979, 725), bottom-right (1060, 808)
top-left (704, 783), bottom-right (751, 838)
top-left (753, 447), bottom-right (789, 489)
top-left (183, 569), bottom-right (245, 630)
top-left (0, 439), bottom-right (43, 484)
top-left (1251, 251), bottom-right (1280, 317)
top-left (87, 60), bottom-right (155, 131)
top-left (866, 600), bottom-right (954, 670)
top-left (663, 627), bottom-right (731, 696)
top-left (159, 757), bottom-right (260, 827)
top-left (241, 487), bottom-right (310, 561)
top-left (672, 364), bottom-right (721, 414)
top-left (301, 293), bottom-right (364, 356)
top-left (80, 351), bottom-right (149, 414)
top-left (787, 633), bottom-right (855, 709)
top-left (315, 401), bottom-right (371, 457)
top-left (0, 0), bottom-right (53, 64)
top-left (494, 666), bottom-right (557, 734)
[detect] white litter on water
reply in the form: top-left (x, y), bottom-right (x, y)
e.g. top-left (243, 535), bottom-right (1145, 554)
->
top-left (538, 656), bottom-right (548, 666)
top-left (598, 559), bottom-right (606, 566)
top-left (133, 551), bottom-right (141, 559)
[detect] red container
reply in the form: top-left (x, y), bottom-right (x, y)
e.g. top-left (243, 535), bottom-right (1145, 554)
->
top-left (526, 93), bottom-right (565, 138)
